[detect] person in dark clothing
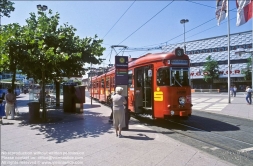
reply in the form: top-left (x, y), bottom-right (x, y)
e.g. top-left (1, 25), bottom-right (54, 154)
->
top-left (107, 92), bottom-right (115, 122)
top-left (245, 86), bottom-right (252, 105)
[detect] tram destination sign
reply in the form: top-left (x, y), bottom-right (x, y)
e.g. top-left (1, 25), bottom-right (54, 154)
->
top-left (115, 56), bottom-right (128, 85)
top-left (171, 59), bottom-right (188, 65)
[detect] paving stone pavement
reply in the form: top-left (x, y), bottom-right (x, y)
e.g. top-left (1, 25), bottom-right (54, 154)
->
top-left (0, 93), bottom-right (237, 166)
top-left (192, 92), bottom-right (253, 120)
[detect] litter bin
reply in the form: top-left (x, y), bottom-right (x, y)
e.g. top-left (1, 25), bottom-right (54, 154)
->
top-left (63, 85), bottom-right (86, 113)
top-left (63, 85), bottom-right (76, 113)
top-left (27, 102), bottom-right (40, 122)
top-left (75, 86), bottom-right (86, 113)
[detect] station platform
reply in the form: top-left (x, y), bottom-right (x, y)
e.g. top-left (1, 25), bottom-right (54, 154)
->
top-left (0, 93), bottom-right (240, 166)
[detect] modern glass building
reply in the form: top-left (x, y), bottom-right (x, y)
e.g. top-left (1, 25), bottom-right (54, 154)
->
top-left (164, 30), bottom-right (252, 92)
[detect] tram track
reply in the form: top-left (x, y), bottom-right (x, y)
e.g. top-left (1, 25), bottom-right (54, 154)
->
top-left (87, 92), bottom-right (253, 165)
top-left (132, 113), bottom-right (253, 166)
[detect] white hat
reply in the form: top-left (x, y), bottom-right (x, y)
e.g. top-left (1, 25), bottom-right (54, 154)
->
top-left (115, 87), bottom-right (123, 94)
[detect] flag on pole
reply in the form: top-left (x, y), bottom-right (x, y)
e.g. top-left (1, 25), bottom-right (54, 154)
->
top-left (236, 0), bottom-right (252, 26)
top-left (216, 0), bottom-right (228, 26)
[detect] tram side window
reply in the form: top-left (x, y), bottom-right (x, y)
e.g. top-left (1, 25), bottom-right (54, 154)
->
top-left (106, 78), bottom-right (109, 88)
top-left (128, 70), bottom-right (133, 87)
top-left (136, 70), bottom-right (143, 87)
top-left (101, 79), bottom-right (104, 88)
top-left (157, 68), bottom-right (170, 86)
top-left (111, 77), bottom-right (115, 89)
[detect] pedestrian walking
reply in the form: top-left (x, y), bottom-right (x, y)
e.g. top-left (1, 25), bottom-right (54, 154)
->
top-left (245, 86), bottom-right (252, 105)
top-left (4, 89), bottom-right (16, 120)
top-left (230, 86), bottom-right (234, 97)
top-left (233, 86), bottom-right (237, 97)
top-left (0, 99), bottom-right (6, 124)
top-left (111, 87), bottom-right (127, 138)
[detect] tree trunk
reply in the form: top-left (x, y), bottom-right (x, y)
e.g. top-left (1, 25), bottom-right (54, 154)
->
top-left (10, 49), bottom-right (17, 94)
top-left (55, 80), bottom-right (60, 107)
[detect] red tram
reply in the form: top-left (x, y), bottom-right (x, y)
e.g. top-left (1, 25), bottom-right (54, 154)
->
top-left (91, 47), bottom-right (192, 119)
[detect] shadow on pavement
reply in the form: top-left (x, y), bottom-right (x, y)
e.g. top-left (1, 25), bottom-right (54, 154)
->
top-left (84, 104), bottom-right (101, 109)
top-left (123, 134), bottom-right (154, 140)
top-left (14, 110), bottom-right (112, 143)
top-left (128, 128), bottom-right (173, 135)
top-left (133, 114), bottom-right (240, 132)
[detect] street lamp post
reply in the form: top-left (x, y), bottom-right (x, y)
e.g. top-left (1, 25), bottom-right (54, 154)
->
top-left (37, 4), bottom-right (48, 121)
top-left (90, 63), bottom-right (92, 105)
top-left (235, 48), bottom-right (253, 89)
top-left (180, 19), bottom-right (189, 52)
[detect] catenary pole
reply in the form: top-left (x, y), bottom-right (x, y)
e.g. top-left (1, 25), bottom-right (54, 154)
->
top-left (227, 0), bottom-right (231, 103)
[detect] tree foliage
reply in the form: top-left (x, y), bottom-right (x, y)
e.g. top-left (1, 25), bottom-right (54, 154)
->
top-left (1, 9), bottom-right (105, 88)
top-left (241, 57), bottom-right (252, 80)
top-left (0, 0), bottom-right (15, 18)
top-left (0, 23), bottom-right (29, 89)
top-left (203, 55), bottom-right (219, 85)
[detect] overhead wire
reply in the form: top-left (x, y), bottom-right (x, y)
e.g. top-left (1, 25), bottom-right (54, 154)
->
top-left (102, 0), bottom-right (136, 40)
top-left (132, 2), bottom-right (237, 49)
top-left (101, 1), bottom-right (136, 64)
top-left (100, 1), bottom-right (240, 67)
top-left (174, 16), bottom-right (237, 44)
top-left (118, 0), bottom-right (175, 45)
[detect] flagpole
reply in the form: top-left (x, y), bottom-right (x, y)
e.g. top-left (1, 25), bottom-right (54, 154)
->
top-left (227, 0), bottom-right (231, 103)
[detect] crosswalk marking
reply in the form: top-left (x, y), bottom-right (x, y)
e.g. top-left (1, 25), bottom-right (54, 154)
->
top-left (220, 99), bottom-right (234, 103)
top-left (193, 103), bottom-right (210, 110)
top-left (192, 98), bottom-right (209, 102)
top-left (205, 98), bottom-right (220, 102)
top-left (205, 104), bottom-right (227, 111)
top-left (192, 98), bottom-right (230, 112)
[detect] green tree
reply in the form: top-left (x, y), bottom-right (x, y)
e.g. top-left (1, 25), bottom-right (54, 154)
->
top-left (0, 23), bottom-right (29, 91)
top-left (1, 8), bottom-right (105, 117)
top-left (20, 9), bottom-right (105, 82)
top-left (0, 0), bottom-right (15, 18)
top-left (241, 57), bottom-right (252, 80)
top-left (203, 55), bottom-right (219, 88)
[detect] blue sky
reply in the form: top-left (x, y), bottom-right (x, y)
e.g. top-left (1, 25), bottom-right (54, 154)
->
top-left (2, 1), bottom-right (252, 78)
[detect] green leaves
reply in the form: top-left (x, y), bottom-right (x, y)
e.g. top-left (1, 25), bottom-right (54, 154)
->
top-left (1, 7), bottom-right (105, 83)
top-left (242, 57), bottom-right (252, 80)
top-left (0, 0), bottom-right (15, 18)
top-left (203, 55), bottom-right (220, 85)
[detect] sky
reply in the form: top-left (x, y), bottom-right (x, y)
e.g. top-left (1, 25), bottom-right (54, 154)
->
top-left (1, 0), bottom-right (252, 78)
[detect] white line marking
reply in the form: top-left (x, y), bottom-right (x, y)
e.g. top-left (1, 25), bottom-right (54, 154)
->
top-left (210, 147), bottom-right (220, 151)
top-left (193, 98), bottom-right (209, 102)
top-left (238, 147), bottom-right (253, 153)
top-left (205, 104), bottom-right (227, 111)
top-left (220, 99), bottom-right (234, 103)
top-left (205, 98), bottom-right (220, 102)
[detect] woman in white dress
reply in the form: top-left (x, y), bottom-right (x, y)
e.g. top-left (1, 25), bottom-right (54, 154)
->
top-left (112, 87), bottom-right (127, 138)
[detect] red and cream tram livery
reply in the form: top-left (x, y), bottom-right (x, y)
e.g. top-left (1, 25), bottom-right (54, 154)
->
top-left (91, 47), bottom-right (192, 119)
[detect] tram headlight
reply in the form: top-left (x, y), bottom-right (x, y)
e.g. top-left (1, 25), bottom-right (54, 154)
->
top-left (178, 97), bottom-right (186, 105)
top-left (171, 110), bottom-right (174, 115)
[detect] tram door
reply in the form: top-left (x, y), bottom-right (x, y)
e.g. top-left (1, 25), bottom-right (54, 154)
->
top-left (134, 68), bottom-right (143, 113)
top-left (143, 66), bottom-right (152, 109)
top-left (134, 66), bottom-right (153, 114)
